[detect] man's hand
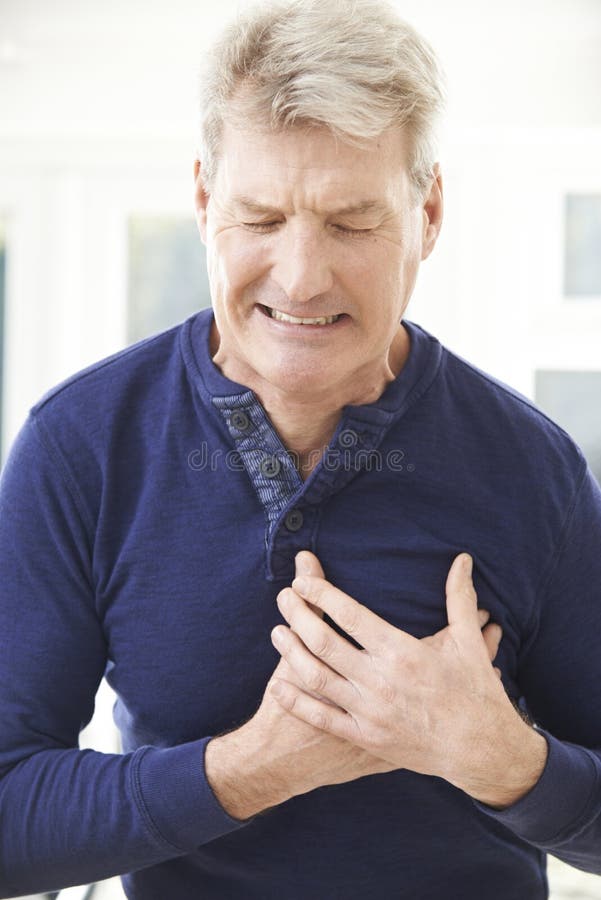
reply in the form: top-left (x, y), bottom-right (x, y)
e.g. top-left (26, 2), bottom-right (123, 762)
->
top-left (204, 552), bottom-right (398, 822)
top-left (269, 552), bottom-right (548, 809)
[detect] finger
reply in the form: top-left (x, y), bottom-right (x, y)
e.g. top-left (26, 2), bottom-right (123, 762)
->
top-left (270, 624), bottom-right (358, 710)
top-left (422, 608), bottom-right (489, 651)
top-left (291, 575), bottom-right (420, 658)
top-left (295, 550), bottom-right (324, 578)
top-left (276, 587), bottom-right (370, 683)
top-left (270, 644), bottom-right (340, 707)
top-left (481, 622), bottom-right (503, 664)
top-left (445, 554), bottom-right (481, 636)
top-left (295, 551), bottom-right (325, 619)
top-left (270, 677), bottom-right (361, 745)
top-left (478, 608), bottom-right (490, 627)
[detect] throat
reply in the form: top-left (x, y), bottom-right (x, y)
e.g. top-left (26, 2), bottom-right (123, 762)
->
top-left (263, 404), bottom-right (341, 480)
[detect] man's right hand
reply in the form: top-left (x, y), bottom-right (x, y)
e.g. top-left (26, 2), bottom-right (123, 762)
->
top-left (204, 552), bottom-right (397, 820)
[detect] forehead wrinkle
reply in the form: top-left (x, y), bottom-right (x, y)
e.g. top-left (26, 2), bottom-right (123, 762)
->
top-left (334, 199), bottom-right (393, 216)
top-left (231, 195), bottom-right (393, 217)
top-left (231, 196), bottom-right (281, 215)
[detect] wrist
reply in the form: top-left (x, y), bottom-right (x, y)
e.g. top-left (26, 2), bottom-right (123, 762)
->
top-left (204, 721), bottom-right (291, 821)
top-left (448, 720), bottom-right (549, 810)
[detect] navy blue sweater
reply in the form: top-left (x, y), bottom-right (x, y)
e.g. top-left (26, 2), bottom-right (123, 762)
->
top-left (1, 309), bottom-right (601, 898)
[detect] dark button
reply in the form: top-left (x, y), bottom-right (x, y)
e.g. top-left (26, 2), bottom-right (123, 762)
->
top-left (284, 508), bottom-right (304, 532)
top-left (260, 455), bottom-right (281, 478)
top-left (230, 411), bottom-right (251, 432)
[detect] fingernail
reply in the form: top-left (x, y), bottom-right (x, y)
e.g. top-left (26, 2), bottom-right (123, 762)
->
top-left (277, 588), bottom-right (292, 608)
top-left (463, 554), bottom-right (473, 576)
top-left (293, 576), bottom-right (308, 595)
top-left (295, 552), bottom-right (312, 575)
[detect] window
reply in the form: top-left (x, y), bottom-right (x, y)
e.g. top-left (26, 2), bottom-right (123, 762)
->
top-left (564, 194), bottom-right (601, 297)
top-left (535, 370), bottom-right (601, 483)
top-left (127, 216), bottom-right (211, 345)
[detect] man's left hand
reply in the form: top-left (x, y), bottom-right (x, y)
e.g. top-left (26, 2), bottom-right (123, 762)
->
top-left (270, 551), bottom-right (548, 809)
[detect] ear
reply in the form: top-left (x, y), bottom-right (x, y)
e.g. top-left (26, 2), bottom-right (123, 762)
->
top-left (193, 158), bottom-right (210, 245)
top-left (420, 163), bottom-right (443, 261)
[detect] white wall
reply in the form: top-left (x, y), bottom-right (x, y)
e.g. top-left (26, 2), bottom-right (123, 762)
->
top-left (1, 0), bottom-right (600, 454)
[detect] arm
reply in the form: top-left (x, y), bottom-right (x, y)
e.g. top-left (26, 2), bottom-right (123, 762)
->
top-left (0, 416), bottom-right (254, 897)
top-left (473, 461), bottom-right (601, 873)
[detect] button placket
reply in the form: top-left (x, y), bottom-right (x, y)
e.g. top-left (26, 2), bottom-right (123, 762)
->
top-left (230, 410), bottom-right (252, 433)
top-left (213, 393), bottom-right (302, 549)
top-left (260, 455), bottom-right (282, 479)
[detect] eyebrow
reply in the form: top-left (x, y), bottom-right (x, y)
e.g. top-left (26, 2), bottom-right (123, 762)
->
top-left (231, 196), bottom-right (391, 217)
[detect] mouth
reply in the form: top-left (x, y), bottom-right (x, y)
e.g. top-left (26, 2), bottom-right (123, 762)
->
top-left (258, 304), bottom-right (345, 326)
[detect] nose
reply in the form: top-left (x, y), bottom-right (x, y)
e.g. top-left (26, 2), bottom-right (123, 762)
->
top-left (270, 223), bottom-right (334, 304)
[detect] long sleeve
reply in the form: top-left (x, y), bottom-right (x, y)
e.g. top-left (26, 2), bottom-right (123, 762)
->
top-left (474, 460), bottom-right (601, 874)
top-left (0, 415), bottom-right (253, 898)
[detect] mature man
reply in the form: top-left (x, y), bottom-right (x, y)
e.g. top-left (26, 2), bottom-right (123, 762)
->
top-left (1, 0), bottom-right (601, 897)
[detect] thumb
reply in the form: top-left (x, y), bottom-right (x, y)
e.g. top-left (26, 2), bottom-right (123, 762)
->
top-left (295, 551), bottom-right (325, 619)
top-left (445, 553), bottom-right (481, 636)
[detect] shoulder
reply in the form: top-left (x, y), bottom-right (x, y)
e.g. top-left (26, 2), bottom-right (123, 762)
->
top-left (21, 313), bottom-right (207, 499)
top-left (424, 327), bottom-right (583, 466)
top-left (406, 321), bottom-right (587, 502)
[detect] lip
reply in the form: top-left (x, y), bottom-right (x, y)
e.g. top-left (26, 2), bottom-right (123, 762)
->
top-left (257, 304), bottom-right (349, 331)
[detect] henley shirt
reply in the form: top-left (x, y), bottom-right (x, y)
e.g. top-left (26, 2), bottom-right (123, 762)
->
top-left (1, 308), bottom-right (601, 899)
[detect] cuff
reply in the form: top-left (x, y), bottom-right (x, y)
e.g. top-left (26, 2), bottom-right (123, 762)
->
top-left (473, 729), bottom-right (601, 846)
top-left (133, 736), bottom-right (257, 852)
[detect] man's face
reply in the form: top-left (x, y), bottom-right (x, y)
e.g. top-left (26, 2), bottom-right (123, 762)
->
top-left (194, 121), bottom-right (442, 401)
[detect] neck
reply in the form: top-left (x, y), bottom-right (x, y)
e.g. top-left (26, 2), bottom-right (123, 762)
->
top-left (262, 398), bottom-right (342, 481)
top-left (211, 324), bottom-right (410, 480)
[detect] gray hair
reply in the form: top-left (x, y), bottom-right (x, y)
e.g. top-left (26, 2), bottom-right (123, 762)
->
top-left (197, 0), bottom-right (446, 201)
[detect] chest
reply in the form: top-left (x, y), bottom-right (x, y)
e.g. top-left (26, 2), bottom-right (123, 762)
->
top-left (96, 473), bottom-right (528, 748)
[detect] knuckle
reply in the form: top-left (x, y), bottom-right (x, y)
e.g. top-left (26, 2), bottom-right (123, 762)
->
top-left (311, 629), bottom-right (333, 659)
top-left (349, 715), bottom-right (377, 748)
top-left (309, 708), bottom-right (329, 730)
top-left (338, 604), bottom-right (361, 636)
top-left (270, 682), bottom-right (290, 707)
top-left (373, 672), bottom-right (396, 705)
top-left (306, 664), bottom-right (329, 695)
top-left (286, 690), bottom-right (300, 714)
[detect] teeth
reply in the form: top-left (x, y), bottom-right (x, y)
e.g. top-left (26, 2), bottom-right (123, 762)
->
top-left (269, 308), bottom-right (340, 325)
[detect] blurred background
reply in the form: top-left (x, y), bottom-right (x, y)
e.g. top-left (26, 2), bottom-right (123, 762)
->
top-left (1, 0), bottom-right (599, 897)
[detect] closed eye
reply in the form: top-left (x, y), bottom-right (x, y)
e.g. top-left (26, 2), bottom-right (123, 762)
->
top-left (242, 222), bottom-right (280, 233)
top-left (242, 222), bottom-right (373, 237)
top-left (332, 225), bottom-right (373, 237)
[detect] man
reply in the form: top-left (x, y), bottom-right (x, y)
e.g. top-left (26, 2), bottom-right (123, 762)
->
top-left (1, 0), bottom-right (600, 897)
